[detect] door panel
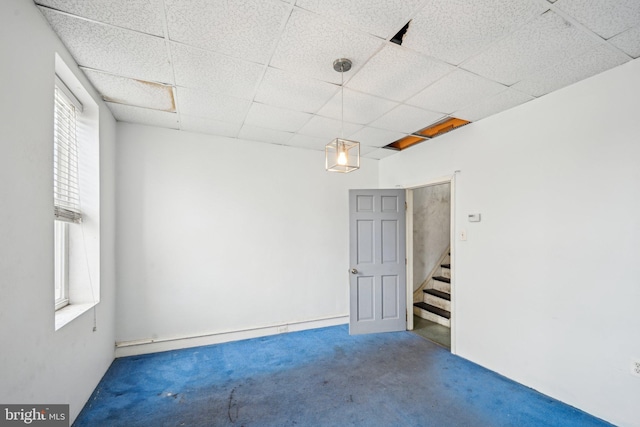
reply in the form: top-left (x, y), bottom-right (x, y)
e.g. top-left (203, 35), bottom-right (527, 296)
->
top-left (349, 189), bottom-right (406, 335)
top-left (357, 220), bottom-right (374, 264)
top-left (356, 277), bottom-right (375, 321)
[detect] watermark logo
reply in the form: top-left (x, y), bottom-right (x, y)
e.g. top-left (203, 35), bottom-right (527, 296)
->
top-left (0, 405), bottom-right (68, 427)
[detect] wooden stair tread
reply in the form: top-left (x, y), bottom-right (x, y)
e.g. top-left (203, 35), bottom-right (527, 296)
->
top-left (433, 276), bottom-right (450, 283)
top-left (423, 288), bottom-right (450, 301)
top-left (414, 302), bottom-right (451, 319)
top-left (441, 263), bottom-right (450, 269)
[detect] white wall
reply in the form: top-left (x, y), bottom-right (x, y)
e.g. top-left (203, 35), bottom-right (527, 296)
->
top-left (115, 124), bottom-right (378, 350)
top-left (0, 0), bottom-right (117, 423)
top-left (380, 58), bottom-right (640, 427)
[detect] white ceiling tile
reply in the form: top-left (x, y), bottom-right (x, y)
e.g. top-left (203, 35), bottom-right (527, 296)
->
top-left (402, 0), bottom-right (548, 65)
top-left (172, 43), bottom-right (264, 100)
top-left (107, 103), bottom-right (179, 129)
top-left (407, 69), bottom-right (507, 114)
top-left (512, 45), bottom-right (630, 97)
top-left (363, 148), bottom-right (399, 160)
top-left (180, 115), bottom-right (241, 138)
top-left (358, 145), bottom-right (380, 156)
top-left (317, 89), bottom-right (398, 125)
top-left (295, 0), bottom-right (423, 39)
top-left (244, 103), bottom-right (313, 132)
top-left (454, 89), bottom-right (534, 122)
top-left (269, 8), bottom-right (384, 84)
top-left (39, 8), bottom-right (173, 83)
top-left (288, 134), bottom-right (328, 151)
top-left (369, 105), bottom-right (444, 134)
top-left (177, 87), bottom-right (251, 123)
top-left (164, 0), bottom-right (290, 64)
top-left (238, 125), bottom-right (295, 145)
top-left (255, 67), bottom-right (339, 113)
top-left (554, 0), bottom-right (640, 39)
top-left (35, 0), bottom-right (164, 36)
top-left (346, 44), bottom-right (454, 102)
top-left (82, 69), bottom-right (175, 111)
top-left (297, 115), bottom-right (362, 139)
top-left (349, 127), bottom-right (407, 148)
top-left (609, 25), bottom-right (640, 58)
top-left (462, 11), bottom-right (602, 86)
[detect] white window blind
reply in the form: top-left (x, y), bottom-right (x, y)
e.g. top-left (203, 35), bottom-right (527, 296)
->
top-left (54, 77), bottom-right (83, 223)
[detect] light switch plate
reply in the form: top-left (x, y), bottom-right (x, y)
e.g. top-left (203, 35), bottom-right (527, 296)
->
top-left (460, 230), bottom-right (467, 241)
top-left (468, 213), bottom-right (481, 222)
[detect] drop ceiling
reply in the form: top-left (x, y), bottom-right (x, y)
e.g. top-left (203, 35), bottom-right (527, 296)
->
top-left (35, 0), bottom-right (639, 160)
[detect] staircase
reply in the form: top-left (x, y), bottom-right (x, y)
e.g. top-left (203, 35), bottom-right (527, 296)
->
top-left (413, 253), bottom-right (451, 327)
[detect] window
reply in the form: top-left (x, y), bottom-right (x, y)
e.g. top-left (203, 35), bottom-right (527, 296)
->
top-left (53, 54), bottom-right (100, 330)
top-left (53, 78), bottom-right (82, 311)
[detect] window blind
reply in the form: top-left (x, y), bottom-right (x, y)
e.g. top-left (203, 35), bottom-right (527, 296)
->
top-left (54, 78), bottom-right (82, 223)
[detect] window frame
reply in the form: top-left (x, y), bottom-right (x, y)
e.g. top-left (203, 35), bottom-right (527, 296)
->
top-left (53, 76), bottom-right (82, 312)
top-left (54, 221), bottom-right (69, 310)
top-left (53, 53), bottom-right (101, 331)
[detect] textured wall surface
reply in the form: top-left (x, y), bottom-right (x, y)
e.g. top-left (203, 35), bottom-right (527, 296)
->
top-left (413, 184), bottom-right (450, 290)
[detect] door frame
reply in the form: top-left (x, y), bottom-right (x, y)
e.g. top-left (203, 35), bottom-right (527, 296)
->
top-left (404, 173), bottom-right (457, 354)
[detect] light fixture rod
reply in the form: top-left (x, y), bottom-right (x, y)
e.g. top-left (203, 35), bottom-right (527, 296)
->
top-left (333, 58), bottom-right (351, 139)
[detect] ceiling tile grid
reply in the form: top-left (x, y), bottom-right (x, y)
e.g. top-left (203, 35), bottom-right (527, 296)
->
top-left (40, 8), bottom-right (173, 83)
top-left (349, 127), bottom-right (408, 148)
top-left (461, 11), bottom-right (603, 86)
top-left (164, 0), bottom-right (292, 64)
top-left (369, 105), bottom-right (445, 134)
top-left (365, 148), bottom-right (401, 160)
top-left (454, 89), bottom-right (534, 122)
top-left (254, 67), bottom-right (340, 113)
top-left (401, 0), bottom-right (548, 65)
top-left (511, 44), bottom-right (630, 97)
top-left (180, 115), bottom-right (242, 138)
top-left (295, 0), bottom-right (424, 39)
top-left (35, 0), bottom-right (165, 36)
top-left (269, 8), bottom-right (384, 84)
top-left (553, 0), bottom-right (640, 39)
top-left (609, 25), bottom-right (640, 58)
top-left (107, 103), bottom-right (180, 130)
top-left (287, 133), bottom-right (330, 151)
top-left (238, 125), bottom-right (295, 145)
top-left (244, 103), bottom-right (313, 133)
top-left (297, 116), bottom-right (363, 140)
top-left (35, 0), bottom-right (636, 160)
top-left (346, 44), bottom-right (455, 102)
top-left (171, 43), bottom-right (265, 100)
top-left (82, 69), bottom-right (175, 112)
top-left (407, 69), bottom-right (508, 114)
top-left (177, 87), bottom-right (251, 123)
top-left (316, 89), bottom-right (398, 125)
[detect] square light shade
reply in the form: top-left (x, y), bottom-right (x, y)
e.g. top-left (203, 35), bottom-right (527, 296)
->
top-left (325, 138), bottom-right (360, 173)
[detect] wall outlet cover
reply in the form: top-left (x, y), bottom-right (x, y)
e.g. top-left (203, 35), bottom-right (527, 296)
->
top-left (632, 360), bottom-right (640, 377)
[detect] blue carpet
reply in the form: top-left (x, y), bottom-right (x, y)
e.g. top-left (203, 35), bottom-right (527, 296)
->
top-left (74, 326), bottom-right (612, 426)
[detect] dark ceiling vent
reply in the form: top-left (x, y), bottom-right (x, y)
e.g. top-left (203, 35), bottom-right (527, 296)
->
top-left (384, 117), bottom-right (471, 151)
top-left (390, 21), bottom-right (411, 45)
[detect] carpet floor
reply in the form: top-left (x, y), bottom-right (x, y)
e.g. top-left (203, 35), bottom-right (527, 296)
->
top-left (74, 325), bottom-right (612, 427)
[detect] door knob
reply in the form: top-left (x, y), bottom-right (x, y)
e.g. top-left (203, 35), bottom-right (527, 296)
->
top-left (351, 268), bottom-right (358, 274)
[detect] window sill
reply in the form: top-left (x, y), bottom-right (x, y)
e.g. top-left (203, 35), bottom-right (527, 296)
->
top-left (55, 302), bottom-right (96, 331)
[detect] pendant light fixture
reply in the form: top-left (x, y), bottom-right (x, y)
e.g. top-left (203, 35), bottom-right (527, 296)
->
top-left (325, 58), bottom-right (360, 173)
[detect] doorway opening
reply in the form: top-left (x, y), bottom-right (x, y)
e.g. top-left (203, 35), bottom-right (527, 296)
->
top-left (406, 177), bottom-right (454, 351)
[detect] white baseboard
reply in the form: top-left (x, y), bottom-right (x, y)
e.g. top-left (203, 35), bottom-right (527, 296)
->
top-left (114, 315), bottom-right (349, 358)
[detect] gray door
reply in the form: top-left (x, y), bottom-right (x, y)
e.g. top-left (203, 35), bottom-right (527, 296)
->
top-left (349, 189), bottom-right (406, 335)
